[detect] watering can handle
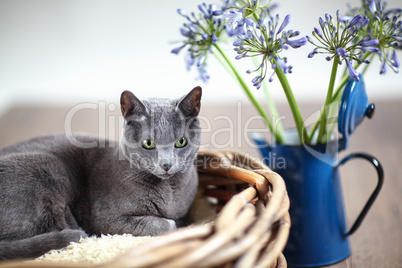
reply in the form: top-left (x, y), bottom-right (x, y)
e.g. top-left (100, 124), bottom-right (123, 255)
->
top-left (339, 153), bottom-right (384, 237)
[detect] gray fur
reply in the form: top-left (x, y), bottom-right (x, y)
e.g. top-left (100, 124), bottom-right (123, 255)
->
top-left (0, 87), bottom-right (202, 260)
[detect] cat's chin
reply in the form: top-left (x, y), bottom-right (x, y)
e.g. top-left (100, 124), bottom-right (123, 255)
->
top-left (154, 173), bottom-right (176, 180)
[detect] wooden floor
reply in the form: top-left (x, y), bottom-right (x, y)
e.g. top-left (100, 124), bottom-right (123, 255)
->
top-left (0, 100), bottom-right (401, 267)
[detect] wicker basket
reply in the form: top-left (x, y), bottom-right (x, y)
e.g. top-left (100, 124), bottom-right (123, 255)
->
top-left (1, 150), bottom-right (290, 268)
top-left (109, 149), bottom-right (290, 268)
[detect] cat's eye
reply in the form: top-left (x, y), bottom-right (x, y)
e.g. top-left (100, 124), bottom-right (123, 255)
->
top-left (142, 139), bottom-right (156, 150)
top-left (175, 137), bottom-right (187, 148)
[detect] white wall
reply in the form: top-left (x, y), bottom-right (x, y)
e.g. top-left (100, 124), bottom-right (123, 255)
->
top-left (0, 0), bottom-right (401, 114)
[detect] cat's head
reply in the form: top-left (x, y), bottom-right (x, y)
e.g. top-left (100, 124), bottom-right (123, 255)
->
top-left (120, 87), bottom-right (202, 180)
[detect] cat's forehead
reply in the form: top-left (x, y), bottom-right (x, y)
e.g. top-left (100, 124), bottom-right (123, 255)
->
top-left (143, 98), bottom-right (179, 117)
top-left (143, 98), bottom-right (193, 142)
top-left (144, 98), bottom-right (174, 107)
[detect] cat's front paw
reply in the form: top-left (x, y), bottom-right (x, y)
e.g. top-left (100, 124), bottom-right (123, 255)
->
top-left (59, 229), bottom-right (88, 242)
top-left (164, 218), bottom-right (177, 231)
top-left (130, 216), bottom-right (177, 236)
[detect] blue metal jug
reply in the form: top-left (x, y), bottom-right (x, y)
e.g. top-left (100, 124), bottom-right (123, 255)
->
top-left (253, 131), bottom-right (383, 267)
top-left (251, 75), bottom-right (383, 267)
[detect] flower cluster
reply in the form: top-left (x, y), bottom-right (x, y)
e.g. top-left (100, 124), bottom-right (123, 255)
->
top-left (308, 11), bottom-right (379, 81)
top-left (171, 3), bottom-right (227, 82)
top-left (344, 0), bottom-right (401, 74)
top-left (172, 1), bottom-right (308, 87)
top-left (230, 11), bottom-right (308, 88)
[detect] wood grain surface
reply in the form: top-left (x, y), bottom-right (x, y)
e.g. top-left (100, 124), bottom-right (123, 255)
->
top-left (0, 100), bottom-right (400, 267)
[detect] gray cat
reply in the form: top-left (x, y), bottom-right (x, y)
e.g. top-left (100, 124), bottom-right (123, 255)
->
top-left (0, 87), bottom-right (202, 260)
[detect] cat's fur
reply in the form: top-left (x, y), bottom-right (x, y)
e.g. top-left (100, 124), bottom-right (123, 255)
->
top-left (0, 87), bottom-right (202, 260)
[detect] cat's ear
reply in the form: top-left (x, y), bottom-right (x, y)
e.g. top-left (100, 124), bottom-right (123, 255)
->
top-left (120, 90), bottom-right (147, 118)
top-left (178, 86), bottom-right (202, 117)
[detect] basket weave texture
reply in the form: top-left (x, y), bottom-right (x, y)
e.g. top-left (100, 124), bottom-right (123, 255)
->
top-left (110, 149), bottom-right (291, 268)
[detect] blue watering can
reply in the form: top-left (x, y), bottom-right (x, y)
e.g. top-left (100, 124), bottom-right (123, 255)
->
top-left (252, 75), bottom-right (383, 267)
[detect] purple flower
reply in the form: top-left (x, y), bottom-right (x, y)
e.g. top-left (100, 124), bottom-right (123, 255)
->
top-left (211, 34), bottom-right (218, 44)
top-left (244, 18), bottom-right (255, 27)
top-left (260, 34), bottom-right (265, 46)
top-left (360, 46), bottom-right (380, 52)
top-left (277, 14), bottom-right (291, 34)
top-left (336, 47), bottom-right (348, 58)
top-left (380, 59), bottom-right (387, 74)
top-left (360, 34), bottom-right (372, 43)
top-left (173, 2), bottom-right (229, 83)
top-left (319, 17), bottom-right (326, 29)
top-left (392, 50), bottom-right (400, 68)
top-left (268, 72), bottom-right (276, 82)
top-left (186, 54), bottom-right (195, 69)
top-left (276, 57), bottom-right (291, 74)
top-left (197, 54), bottom-right (206, 67)
top-left (212, 10), bottom-right (223, 16)
top-left (251, 76), bottom-right (263, 89)
top-left (180, 28), bottom-right (193, 38)
top-left (224, 9), bottom-right (244, 32)
top-left (235, 51), bottom-right (248, 60)
top-left (171, 44), bottom-right (186, 54)
top-left (252, 76), bottom-right (260, 84)
top-left (313, 27), bottom-right (324, 39)
top-left (360, 39), bottom-right (379, 47)
top-left (325, 13), bottom-right (332, 25)
top-left (339, 16), bottom-right (353, 23)
top-left (286, 36), bottom-right (308, 48)
top-left (290, 30), bottom-right (300, 38)
top-left (308, 48), bottom-right (318, 58)
top-left (309, 10), bottom-right (382, 79)
top-left (346, 59), bottom-right (360, 81)
top-left (369, 0), bottom-right (377, 14)
top-left (198, 67), bottom-right (210, 83)
top-left (233, 40), bottom-right (243, 46)
top-left (198, 4), bottom-right (211, 19)
top-left (361, 18), bottom-right (370, 28)
top-left (177, 9), bottom-right (190, 21)
top-left (347, 15), bottom-right (363, 29)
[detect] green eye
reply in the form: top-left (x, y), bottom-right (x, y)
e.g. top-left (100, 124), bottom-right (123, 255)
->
top-left (175, 137), bottom-right (188, 148)
top-left (142, 139), bottom-right (156, 149)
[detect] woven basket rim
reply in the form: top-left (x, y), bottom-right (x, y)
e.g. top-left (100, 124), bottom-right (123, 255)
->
top-left (109, 149), bottom-right (291, 268)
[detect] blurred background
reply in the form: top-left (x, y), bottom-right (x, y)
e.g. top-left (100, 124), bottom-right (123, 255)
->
top-left (1, 0), bottom-right (401, 116)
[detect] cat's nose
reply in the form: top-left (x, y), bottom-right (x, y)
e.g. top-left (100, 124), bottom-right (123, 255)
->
top-left (161, 161), bottom-right (172, 172)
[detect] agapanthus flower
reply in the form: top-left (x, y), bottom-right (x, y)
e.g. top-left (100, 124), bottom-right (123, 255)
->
top-left (224, 9), bottom-right (244, 35)
top-left (364, 0), bottom-right (401, 73)
top-left (344, 0), bottom-right (401, 74)
top-left (231, 13), bottom-right (307, 88)
top-left (171, 3), bottom-right (226, 81)
top-left (308, 10), bottom-right (379, 81)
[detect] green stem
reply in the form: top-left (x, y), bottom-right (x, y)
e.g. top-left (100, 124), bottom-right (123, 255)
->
top-left (273, 58), bottom-right (307, 144)
top-left (322, 53), bottom-right (375, 141)
top-left (321, 98), bottom-right (340, 143)
top-left (307, 53), bottom-right (373, 143)
top-left (251, 57), bottom-right (285, 142)
top-left (317, 56), bottom-right (339, 143)
top-left (213, 44), bottom-right (285, 144)
top-left (307, 71), bottom-right (349, 143)
top-left (331, 53), bottom-right (372, 103)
